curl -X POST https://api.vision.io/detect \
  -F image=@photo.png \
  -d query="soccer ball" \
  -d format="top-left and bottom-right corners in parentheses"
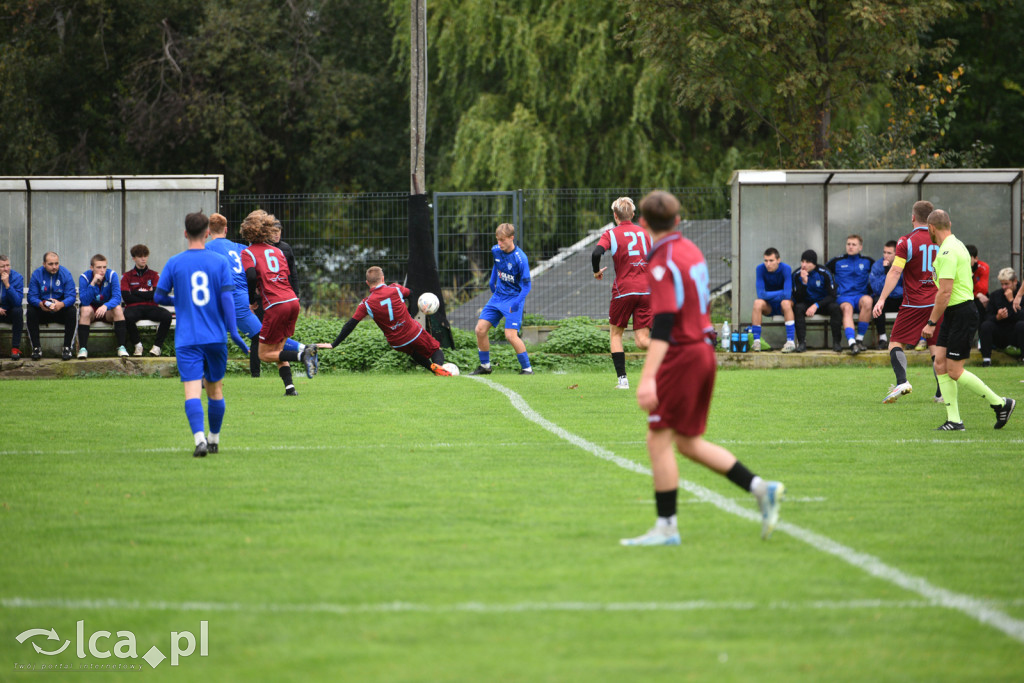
top-left (418, 292), bottom-right (440, 315)
top-left (442, 362), bottom-right (459, 376)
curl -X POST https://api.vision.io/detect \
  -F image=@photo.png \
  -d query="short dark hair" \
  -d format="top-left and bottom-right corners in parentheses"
top-left (130, 244), bottom-right (150, 258)
top-left (966, 244), bottom-right (978, 258)
top-left (0, 254), bottom-right (8, 263)
top-left (185, 211), bottom-right (209, 238)
top-left (764, 248), bottom-right (780, 259)
top-left (639, 190), bottom-right (680, 233)
top-left (884, 240), bottom-right (897, 249)
top-left (913, 200), bottom-right (934, 224)
top-left (90, 254), bottom-right (107, 266)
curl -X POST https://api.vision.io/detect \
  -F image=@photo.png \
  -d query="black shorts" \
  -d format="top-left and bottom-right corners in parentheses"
top-left (936, 301), bottom-right (978, 361)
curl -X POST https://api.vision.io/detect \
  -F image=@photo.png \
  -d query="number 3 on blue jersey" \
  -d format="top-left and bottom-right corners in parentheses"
top-left (689, 262), bottom-right (710, 314)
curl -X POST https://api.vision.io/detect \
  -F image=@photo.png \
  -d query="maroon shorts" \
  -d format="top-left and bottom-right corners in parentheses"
top-left (259, 299), bottom-right (299, 345)
top-left (890, 305), bottom-right (941, 347)
top-left (648, 341), bottom-right (716, 437)
top-left (396, 329), bottom-right (440, 359)
top-left (609, 294), bottom-right (652, 330)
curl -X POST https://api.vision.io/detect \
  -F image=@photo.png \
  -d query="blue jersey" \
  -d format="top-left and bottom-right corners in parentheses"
top-left (755, 262), bottom-right (792, 303)
top-left (489, 245), bottom-right (531, 302)
top-left (158, 249), bottom-right (235, 347)
top-left (827, 253), bottom-right (874, 300)
top-left (205, 237), bottom-right (250, 313)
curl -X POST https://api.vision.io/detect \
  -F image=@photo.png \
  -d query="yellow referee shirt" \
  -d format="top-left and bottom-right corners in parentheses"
top-left (931, 234), bottom-right (974, 307)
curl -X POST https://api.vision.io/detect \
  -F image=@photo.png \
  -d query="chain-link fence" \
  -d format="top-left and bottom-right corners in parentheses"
top-left (220, 187), bottom-right (730, 328)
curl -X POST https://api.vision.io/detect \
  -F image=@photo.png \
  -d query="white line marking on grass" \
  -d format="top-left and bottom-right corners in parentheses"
top-left (5, 596), bottom-right (1024, 616)
top-left (469, 376), bottom-right (1024, 645)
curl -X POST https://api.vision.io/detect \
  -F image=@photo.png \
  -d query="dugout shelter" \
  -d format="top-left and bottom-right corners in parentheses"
top-left (730, 169), bottom-right (1024, 348)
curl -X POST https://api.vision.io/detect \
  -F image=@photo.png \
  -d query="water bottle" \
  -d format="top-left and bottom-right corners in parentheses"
top-left (720, 320), bottom-right (731, 350)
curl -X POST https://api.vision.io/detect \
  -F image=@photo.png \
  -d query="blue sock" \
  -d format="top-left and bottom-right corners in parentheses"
top-left (208, 398), bottom-right (226, 435)
top-left (517, 351), bottom-right (531, 370)
top-left (752, 325), bottom-right (762, 341)
top-left (785, 321), bottom-right (795, 341)
top-left (479, 350), bottom-right (490, 366)
top-left (283, 338), bottom-right (300, 353)
top-left (184, 398), bottom-right (205, 436)
top-left (857, 321), bottom-right (869, 338)
top-left (845, 327), bottom-right (855, 343)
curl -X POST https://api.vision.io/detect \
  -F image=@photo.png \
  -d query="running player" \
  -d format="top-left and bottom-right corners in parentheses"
top-left (239, 209), bottom-right (317, 395)
top-left (315, 266), bottom-right (451, 375)
top-left (621, 190), bottom-right (784, 546)
top-left (873, 200), bottom-right (943, 404)
top-left (155, 211), bottom-right (248, 457)
top-left (205, 212), bottom-right (306, 378)
top-left (922, 209), bottom-right (1014, 431)
top-left (592, 196), bottom-right (652, 388)
top-left (469, 223), bottom-right (533, 375)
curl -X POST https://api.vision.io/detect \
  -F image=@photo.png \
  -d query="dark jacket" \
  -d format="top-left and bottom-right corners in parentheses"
top-left (792, 266), bottom-right (836, 308)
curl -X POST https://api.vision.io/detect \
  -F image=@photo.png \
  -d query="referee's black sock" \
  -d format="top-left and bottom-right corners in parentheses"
top-left (278, 364), bottom-right (293, 388)
top-left (611, 351), bottom-right (626, 378)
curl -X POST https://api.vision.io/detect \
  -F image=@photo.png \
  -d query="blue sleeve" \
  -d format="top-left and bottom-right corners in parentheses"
top-left (754, 265), bottom-right (767, 299)
top-left (512, 277), bottom-right (532, 312)
top-left (154, 260), bottom-right (174, 305)
top-left (106, 272), bottom-right (122, 308)
top-left (869, 261), bottom-right (884, 297)
top-left (6, 272), bottom-right (24, 307)
top-left (61, 268), bottom-right (77, 307)
top-left (489, 263), bottom-right (497, 294)
top-left (79, 273), bottom-right (96, 306)
top-left (27, 271), bottom-right (41, 307)
top-left (780, 263), bottom-right (792, 300)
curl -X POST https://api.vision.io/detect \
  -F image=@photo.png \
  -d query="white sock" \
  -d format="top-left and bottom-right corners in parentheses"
top-left (750, 476), bottom-right (766, 497)
top-left (482, 362), bottom-right (491, 369)
top-left (656, 515), bottom-right (677, 529)
top-left (298, 343), bottom-right (306, 354)
top-left (208, 432), bottom-right (219, 445)
top-left (193, 432), bottom-right (206, 446)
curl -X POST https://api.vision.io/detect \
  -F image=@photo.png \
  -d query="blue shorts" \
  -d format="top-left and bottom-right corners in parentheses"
top-left (765, 301), bottom-right (784, 317)
top-left (177, 343), bottom-right (228, 383)
top-left (237, 309), bottom-right (262, 339)
top-left (480, 298), bottom-right (524, 330)
top-left (838, 294), bottom-right (870, 308)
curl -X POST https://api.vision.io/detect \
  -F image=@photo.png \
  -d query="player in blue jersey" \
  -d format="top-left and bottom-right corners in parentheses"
top-left (469, 223), bottom-right (533, 375)
top-left (155, 211), bottom-right (249, 458)
top-left (205, 213), bottom-right (305, 378)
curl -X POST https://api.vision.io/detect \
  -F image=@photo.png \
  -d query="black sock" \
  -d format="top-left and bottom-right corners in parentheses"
top-left (430, 349), bottom-right (446, 365)
top-left (113, 320), bottom-right (127, 347)
top-left (612, 351), bottom-right (626, 377)
top-left (280, 349), bottom-right (300, 363)
top-left (279, 364), bottom-right (293, 387)
top-left (655, 489), bottom-right (677, 519)
top-left (412, 354), bottom-right (432, 370)
top-left (726, 461), bottom-right (755, 492)
top-left (890, 347), bottom-right (908, 385)
top-left (78, 324), bottom-right (90, 349)
top-left (250, 338), bottom-right (261, 377)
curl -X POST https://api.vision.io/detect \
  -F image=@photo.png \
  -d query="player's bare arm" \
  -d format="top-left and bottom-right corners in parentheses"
top-left (872, 261), bottom-right (904, 318)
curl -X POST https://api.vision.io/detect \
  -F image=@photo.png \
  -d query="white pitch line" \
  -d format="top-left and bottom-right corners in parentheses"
top-left (5, 596), bottom-right (1024, 616)
top-left (468, 376), bottom-right (1024, 645)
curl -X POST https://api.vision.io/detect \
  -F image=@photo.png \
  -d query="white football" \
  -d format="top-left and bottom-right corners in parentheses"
top-left (442, 362), bottom-right (459, 376)
top-left (418, 291), bottom-right (440, 315)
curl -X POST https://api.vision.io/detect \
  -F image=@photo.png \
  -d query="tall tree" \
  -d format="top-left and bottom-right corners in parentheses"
top-left (625, 0), bottom-right (961, 167)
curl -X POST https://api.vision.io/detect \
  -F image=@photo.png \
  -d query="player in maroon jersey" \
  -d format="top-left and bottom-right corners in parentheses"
top-left (621, 190), bottom-right (784, 547)
top-left (315, 266), bottom-right (451, 376)
top-left (592, 196), bottom-right (652, 389)
top-left (121, 244), bottom-right (174, 356)
top-left (872, 200), bottom-right (943, 404)
top-left (240, 210), bottom-right (317, 396)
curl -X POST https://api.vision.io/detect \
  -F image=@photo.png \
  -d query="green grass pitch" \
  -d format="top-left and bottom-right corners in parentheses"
top-left (1, 365), bottom-right (1023, 681)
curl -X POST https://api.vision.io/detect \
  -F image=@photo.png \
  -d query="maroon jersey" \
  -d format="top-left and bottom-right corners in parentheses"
top-left (597, 220), bottom-right (652, 298)
top-left (120, 267), bottom-right (160, 308)
top-left (241, 243), bottom-right (298, 310)
top-left (893, 226), bottom-right (938, 308)
top-left (353, 283), bottom-right (424, 348)
top-left (647, 232), bottom-right (713, 346)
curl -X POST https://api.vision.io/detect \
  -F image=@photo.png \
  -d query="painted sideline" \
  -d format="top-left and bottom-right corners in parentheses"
top-left (469, 375), bottom-right (1024, 645)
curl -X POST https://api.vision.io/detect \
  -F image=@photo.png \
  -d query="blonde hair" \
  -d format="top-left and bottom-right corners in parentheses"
top-left (239, 209), bottom-right (277, 244)
top-left (998, 267), bottom-right (1016, 282)
top-left (209, 213), bottom-right (228, 235)
top-left (495, 223), bottom-right (515, 239)
top-left (611, 197), bottom-right (635, 221)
